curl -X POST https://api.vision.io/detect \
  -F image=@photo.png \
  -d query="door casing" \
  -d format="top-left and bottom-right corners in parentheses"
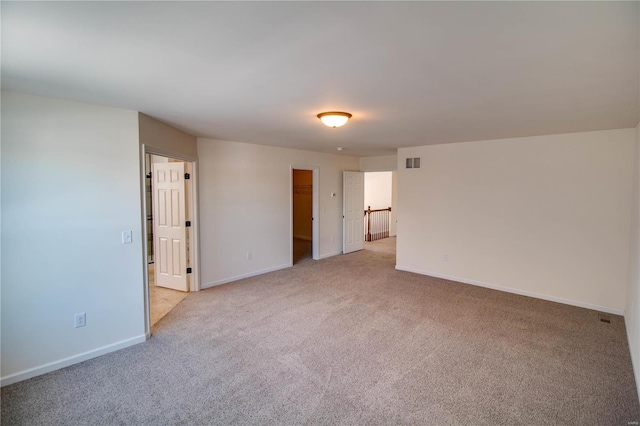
top-left (140, 144), bottom-right (200, 338)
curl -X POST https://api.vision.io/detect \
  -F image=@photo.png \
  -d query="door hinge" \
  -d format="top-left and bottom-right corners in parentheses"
top-left (186, 221), bottom-right (191, 227)
top-left (186, 267), bottom-right (192, 274)
top-left (184, 173), bottom-right (190, 180)
top-left (146, 172), bottom-right (152, 179)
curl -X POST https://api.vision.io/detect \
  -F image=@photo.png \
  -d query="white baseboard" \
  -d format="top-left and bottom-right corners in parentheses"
top-left (318, 251), bottom-right (342, 260)
top-left (293, 235), bottom-right (312, 241)
top-left (201, 263), bottom-right (292, 289)
top-left (394, 265), bottom-right (624, 316)
top-left (1, 334), bottom-right (147, 387)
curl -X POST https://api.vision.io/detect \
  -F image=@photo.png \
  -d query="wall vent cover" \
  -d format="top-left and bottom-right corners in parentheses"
top-left (598, 313), bottom-right (611, 324)
top-left (406, 158), bottom-right (421, 169)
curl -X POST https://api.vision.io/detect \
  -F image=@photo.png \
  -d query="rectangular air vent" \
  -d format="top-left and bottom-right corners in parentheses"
top-left (406, 157), bottom-right (421, 169)
top-left (598, 313), bottom-right (611, 324)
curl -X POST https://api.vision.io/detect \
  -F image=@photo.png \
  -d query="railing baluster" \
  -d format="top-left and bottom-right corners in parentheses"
top-left (363, 206), bottom-right (392, 242)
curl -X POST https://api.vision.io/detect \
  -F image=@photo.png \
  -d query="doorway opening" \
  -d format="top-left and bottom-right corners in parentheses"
top-left (292, 169), bottom-right (313, 264)
top-left (363, 171), bottom-right (397, 257)
top-left (291, 166), bottom-right (319, 264)
top-left (142, 148), bottom-right (200, 335)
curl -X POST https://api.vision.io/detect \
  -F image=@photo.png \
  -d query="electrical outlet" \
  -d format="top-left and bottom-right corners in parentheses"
top-left (74, 313), bottom-right (86, 328)
top-left (443, 253), bottom-right (449, 262)
top-left (246, 251), bottom-right (252, 260)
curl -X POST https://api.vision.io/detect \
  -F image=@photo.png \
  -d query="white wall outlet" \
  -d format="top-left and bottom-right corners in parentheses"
top-left (121, 230), bottom-right (132, 244)
top-left (246, 251), bottom-right (252, 260)
top-left (331, 235), bottom-right (335, 242)
top-left (74, 313), bottom-right (86, 328)
top-left (443, 253), bottom-right (449, 262)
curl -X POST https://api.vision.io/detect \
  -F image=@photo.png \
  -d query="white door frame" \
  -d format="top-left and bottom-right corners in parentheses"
top-left (290, 165), bottom-right (319, 263)
top-left (140, 144), bottom-right (201, 338)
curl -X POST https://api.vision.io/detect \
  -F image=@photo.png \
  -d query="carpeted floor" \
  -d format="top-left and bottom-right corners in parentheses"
top-left (2, 237), bottom-right (639, 425)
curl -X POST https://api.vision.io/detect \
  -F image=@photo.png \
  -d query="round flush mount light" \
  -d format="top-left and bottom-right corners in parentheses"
top-left (317, 111), bottom-right (352, 128)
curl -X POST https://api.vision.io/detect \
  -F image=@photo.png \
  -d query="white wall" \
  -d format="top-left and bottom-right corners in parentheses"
top-left (397, 129), bottom-right (635, 314)
top-left (360, 155), bottom-right (397, 172)
top-left (364, 172), bottom-right (392, 210)
top-left (139, 113), bottom-right (197, 158)
top-left (197, 138), bottom-right (359, 287)
top-left (624, 10), bottom-right (640, 398)
top-left (391, 171), bottom-right (398, 237)
top-left (627, 123), bottom-right (640, 394)
top-left (1, 92), bottom-right (145, 385)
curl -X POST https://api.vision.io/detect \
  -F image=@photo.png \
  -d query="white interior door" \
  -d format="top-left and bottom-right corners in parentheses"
top-left (343, 171), bottom-right (365, 254)
top-left (152, 162), bottom-right (189, 292)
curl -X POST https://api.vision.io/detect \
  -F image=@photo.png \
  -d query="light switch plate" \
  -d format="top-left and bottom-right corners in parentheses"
top-left (122, 230), bottom-right (132, 244)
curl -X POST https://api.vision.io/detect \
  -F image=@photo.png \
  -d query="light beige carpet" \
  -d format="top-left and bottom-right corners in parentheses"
top-left (2, 237), bottom-right (639, 425)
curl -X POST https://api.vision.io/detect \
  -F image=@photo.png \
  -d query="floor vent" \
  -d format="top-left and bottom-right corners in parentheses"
top-left (598, 313), bottom-right (611, 324)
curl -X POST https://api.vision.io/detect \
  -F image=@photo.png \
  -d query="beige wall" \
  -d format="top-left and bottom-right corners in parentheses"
top-left (627, 122), bottom-right (640, 394)
top-left (624, 11), bottom-right (640, 398)
top-left (138, 113), bottom-right (197, 158)
top-left (397, 128), bottom-right (635, 314)
top-left (1, 91), bottom-right (145, 385)
top-left (197, 138), bottom-right (359, 287)
top-left (364, 172), bottom-right (392, 210)
top-left (293, 169), bottom-right (313, 240)
top-left (391, 171), bottom-right (398, 237)
top-left (360, 155), bottom-right (397, 172)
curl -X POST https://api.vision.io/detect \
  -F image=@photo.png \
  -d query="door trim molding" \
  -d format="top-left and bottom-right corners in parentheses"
top-left (140, 144), bottom-right (201, 338)
top-left (290, 166), bottom-right (319, 262)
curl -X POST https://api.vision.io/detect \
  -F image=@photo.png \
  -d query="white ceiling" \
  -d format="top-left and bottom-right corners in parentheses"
top-left (2, 1), bottom-right (638, 157)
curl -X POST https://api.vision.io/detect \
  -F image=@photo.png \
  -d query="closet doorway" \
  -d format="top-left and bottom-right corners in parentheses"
top-left (291, 166), bottom-right (319, 264)
top-left (292, 169), bottom-right (313, 263)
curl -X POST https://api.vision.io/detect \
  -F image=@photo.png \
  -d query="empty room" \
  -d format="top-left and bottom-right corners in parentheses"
top-left (2, 1), bottom-right (640, 424)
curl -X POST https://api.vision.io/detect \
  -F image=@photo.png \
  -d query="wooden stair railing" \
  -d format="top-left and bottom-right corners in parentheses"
top-left (364, 206), bottom-right (392, 242)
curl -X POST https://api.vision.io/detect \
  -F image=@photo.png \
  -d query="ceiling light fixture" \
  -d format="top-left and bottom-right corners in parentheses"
top-left (317, 111), bottom-right (352, 128)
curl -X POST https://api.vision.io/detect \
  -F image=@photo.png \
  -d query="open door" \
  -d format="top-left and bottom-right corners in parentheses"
top-left (343, 171), bottom-right (365, 254)
top-left (152, 162), bottom-right (189, 292)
